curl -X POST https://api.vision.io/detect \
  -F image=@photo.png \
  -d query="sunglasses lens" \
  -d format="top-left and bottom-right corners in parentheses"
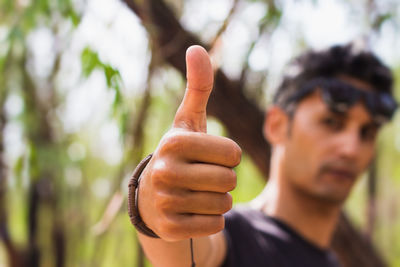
top-left (323, 86), bottom-right (359, 112)
top-left (365, 93), bottom-right (397, 123)
top-left (377, 94), bottom-right (397, 117)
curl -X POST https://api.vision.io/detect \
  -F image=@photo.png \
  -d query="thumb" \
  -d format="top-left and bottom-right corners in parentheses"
top-left (173, 45), bottom-right (214, 133)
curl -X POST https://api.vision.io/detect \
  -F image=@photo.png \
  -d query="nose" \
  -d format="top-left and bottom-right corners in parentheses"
top-left (336, 129), bottom-right (362, 161)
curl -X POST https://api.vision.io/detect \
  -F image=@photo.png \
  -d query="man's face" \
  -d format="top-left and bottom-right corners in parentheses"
top-left (281, 87), bottom-right (379, 204)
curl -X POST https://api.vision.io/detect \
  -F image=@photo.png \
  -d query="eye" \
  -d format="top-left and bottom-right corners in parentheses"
top-left (360, 124), bottom-right (378, 142)
top-left (321, 116), bottom-right (344, 131)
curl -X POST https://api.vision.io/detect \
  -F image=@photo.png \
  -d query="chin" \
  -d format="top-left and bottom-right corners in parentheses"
top-left (293, 183), bottom-right (349, 205)
top-left (313, 187), bottom-right (351, 205)
top-left (312, 175), bottom-right (356, 204)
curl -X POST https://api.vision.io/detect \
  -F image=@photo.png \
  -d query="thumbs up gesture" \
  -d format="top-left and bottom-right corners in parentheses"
top-left (138, 46), bottom-right (242, 242)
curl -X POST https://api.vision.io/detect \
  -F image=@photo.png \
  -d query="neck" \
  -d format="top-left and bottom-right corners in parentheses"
top-left (256, 148), bottom-right (341, 249)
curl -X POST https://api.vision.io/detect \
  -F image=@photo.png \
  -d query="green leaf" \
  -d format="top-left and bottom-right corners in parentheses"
top-left (81, 47), bottom-right (102, 77)
top-left (69, 10), bottom-right (81, 27)
top-left (104, 64), bottom-right (119, 88)
top-left (373, 13), bottom-right (394, 31)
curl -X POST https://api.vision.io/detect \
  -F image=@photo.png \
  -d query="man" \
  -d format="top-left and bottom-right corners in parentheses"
top-left (128, 44), bottom-right (396, 267)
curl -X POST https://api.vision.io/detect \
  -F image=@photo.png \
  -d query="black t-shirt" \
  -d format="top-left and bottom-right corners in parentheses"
top-left (222, 207), bottom-right (341, 267)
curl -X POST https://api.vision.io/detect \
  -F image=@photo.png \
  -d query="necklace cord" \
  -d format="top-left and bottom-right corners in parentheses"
top-left (190, 238), bottom-right (195, 267)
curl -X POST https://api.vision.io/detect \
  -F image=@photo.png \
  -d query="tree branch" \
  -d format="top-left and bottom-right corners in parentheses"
top-left (122, 0), bottom-right (271, 176)
top-left (209, 0), bottom-right (239, 50)
top-left (124, 0), bottom-right (387, 266)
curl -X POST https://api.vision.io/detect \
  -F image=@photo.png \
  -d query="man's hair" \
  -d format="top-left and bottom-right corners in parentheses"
top-left (273, 44), bottom-right (394, 109)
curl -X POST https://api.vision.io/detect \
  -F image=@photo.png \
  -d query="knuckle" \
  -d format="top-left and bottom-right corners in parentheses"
top-left (151, 162), bottom-right (174, 185)
top-left (159, 132), bottom-right (185, 155)
top-left (230, 142), bottom-right (242, 166)
top-left (221, 193), bottom-right (233, 213)
top-left (223, 138), bottom-right (242, 167)
top-left (154, 192), bottom-right (174, 212)
top-left (175, 116), bottom-right (199, 131)
top-left (223, 169), bottom-right (237, 191)
top-left (151, 165), bottom-right (166, 181)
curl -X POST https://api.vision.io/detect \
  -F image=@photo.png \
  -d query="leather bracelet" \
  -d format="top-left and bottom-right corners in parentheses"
top-left (128, 153), bottom-right (160, 238)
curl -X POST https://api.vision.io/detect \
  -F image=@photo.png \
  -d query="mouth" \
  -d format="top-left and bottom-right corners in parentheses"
top-left (324, 168), bottom-right (357, 182)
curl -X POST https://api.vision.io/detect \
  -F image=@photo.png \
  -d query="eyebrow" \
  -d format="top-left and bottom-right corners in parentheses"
top-left (326, 108), bottom-right (348, 118)
top-left (327, 109), bottom-right (380, 129)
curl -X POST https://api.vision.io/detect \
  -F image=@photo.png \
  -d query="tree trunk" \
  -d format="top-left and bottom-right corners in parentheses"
top-left (124, 0), bottom-right (387, 266)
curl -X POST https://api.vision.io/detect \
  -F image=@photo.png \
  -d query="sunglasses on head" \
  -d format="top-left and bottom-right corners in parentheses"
top-left (284, 77), bottom-right (398, 125)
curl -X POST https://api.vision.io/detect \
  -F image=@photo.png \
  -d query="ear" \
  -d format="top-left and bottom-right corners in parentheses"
top-left (263, 106), bottom-right (290, 145)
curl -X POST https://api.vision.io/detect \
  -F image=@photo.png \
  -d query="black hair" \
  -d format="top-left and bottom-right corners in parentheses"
top-left (273, 44), bottom-right (394, 110)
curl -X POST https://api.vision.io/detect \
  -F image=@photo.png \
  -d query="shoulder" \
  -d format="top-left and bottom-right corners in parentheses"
top-left (221, 206), bottom-right (285, 267)
top-left (224, 205), bottom-right (291, 241)
top-left (221, 206), bottom-right (341, 267)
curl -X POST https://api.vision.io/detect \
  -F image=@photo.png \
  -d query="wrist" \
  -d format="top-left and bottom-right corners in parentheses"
top-left (128, 153), bottom-right (160, 238)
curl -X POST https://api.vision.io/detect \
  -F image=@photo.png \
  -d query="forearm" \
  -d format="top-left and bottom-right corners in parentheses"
top-left (138, 231), bottom-right (227, 267)
top-left (132, 46), bottom-right (237, 267)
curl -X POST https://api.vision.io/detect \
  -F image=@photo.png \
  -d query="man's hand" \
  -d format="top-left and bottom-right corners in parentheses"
top-left (138, 45), bottom-right (242, 242)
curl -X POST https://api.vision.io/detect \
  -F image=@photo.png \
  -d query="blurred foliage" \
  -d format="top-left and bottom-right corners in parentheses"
top-left (80, 47), bottom-right (124, 123)
top-left (0, 0), bottom-right (400, 266)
